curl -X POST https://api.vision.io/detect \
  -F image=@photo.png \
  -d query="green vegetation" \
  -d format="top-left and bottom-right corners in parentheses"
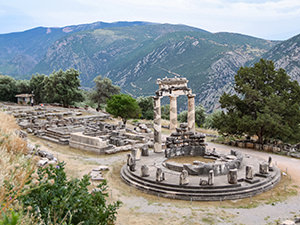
top-left (0, 69), bottom-right (85, 107)
top-left (29, 73), bottom-right (46, 104)
top-left (44, 69), bottom-right (84, 107)
top-left (90, 75), bottom-right (120, 109)
top-left (0, 112), bottom-right (121, 224)
top-left (137, 96), bottom-right (154, 120)
top-left (0, 75), bottom-right (18, 102)
top-left (161, 104), bottom-right (170, 120)
top-left (178, 105), bottom-right (206, 127)
top-left (212, 59), bottom-right (300, 144)
top-left (21, 162), bottom-right (121, 225)
top-left (178, 110), bottom-right (188, 123)
top-left (106, 94), bottom-right (141, 125)
top-left (203, 110), bottom-right (222, 129)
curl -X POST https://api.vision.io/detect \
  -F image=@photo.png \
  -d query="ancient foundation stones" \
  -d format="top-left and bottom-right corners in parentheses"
top-left (4, 104), bottom-right (153, 155)
top-left (156, 168), bottom-right (165, 182)
top-left (179, 170), bottom-right (189, 185)
top-left (141, 165), bottom-right (150, 177)
top-left (259, 162), bottom-right (269, 174)
top-left (228, 168), bottom-right (238, 184)
top-left (208, 170), bottom-right (214, 185)
top-left (121, 148), bottom-right (281, 201)
top-left (141, 145), bottom-right (149, 156)
top-left (246, 165), bottom-right (254, 180)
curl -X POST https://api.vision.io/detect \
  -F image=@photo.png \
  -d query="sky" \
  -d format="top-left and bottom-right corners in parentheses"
top-left (1, 0), bottom-right (300, 40)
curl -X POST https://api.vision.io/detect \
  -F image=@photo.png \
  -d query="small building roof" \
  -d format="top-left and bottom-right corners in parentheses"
top-left (15, 94), bottom-right (34, 98)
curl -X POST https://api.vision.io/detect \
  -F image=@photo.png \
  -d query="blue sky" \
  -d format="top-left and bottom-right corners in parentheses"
top-left (1, 0), bottom-right (300, 40)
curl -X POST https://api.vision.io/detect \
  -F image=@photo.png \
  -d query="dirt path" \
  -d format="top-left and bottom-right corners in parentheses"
top-left (29, 136), bottom-right (300, 225)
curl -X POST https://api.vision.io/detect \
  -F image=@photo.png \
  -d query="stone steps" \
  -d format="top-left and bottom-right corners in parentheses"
top-left (120, 165), bottom-right (281, 201)
top-left (39, 134), bottom-right (69, 145)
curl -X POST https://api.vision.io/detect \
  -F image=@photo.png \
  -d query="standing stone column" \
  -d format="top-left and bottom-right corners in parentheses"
top-left (228, 168), bottom-right (238, 184)
top-left (259, 162), bottom-right (269, 174)
top-left (208, 170), bottom-right (214, 185)
top-left (153, 96), bottom-right (162, 153)
top-left (169, 95), bottom-right (177, 132)
top-left (245, 165), bottom-right (253, 180)
top-left (187, 94), bottom-right (195, 132)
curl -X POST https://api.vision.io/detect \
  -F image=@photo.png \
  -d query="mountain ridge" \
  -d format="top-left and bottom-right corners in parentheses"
top-left (2, 21), bottom-right (300, 112)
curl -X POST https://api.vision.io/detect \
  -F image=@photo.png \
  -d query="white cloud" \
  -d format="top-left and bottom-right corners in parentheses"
top-left (0, 0), bottom-right (299, 39)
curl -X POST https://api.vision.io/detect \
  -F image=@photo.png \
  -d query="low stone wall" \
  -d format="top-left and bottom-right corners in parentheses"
top-left (69, 132), bottom-right (112, 154)
top-left (212, 139), bottom-right (300, 159)
top-left (164, 149), bottom-right (243, 176)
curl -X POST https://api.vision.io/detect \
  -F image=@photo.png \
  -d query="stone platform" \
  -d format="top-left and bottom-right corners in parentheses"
top-left (121, 149), bottom-right (281, 201)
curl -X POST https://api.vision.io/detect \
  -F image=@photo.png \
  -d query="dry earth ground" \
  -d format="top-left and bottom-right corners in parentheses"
top-left (28, 135), bottom-right (300, 225)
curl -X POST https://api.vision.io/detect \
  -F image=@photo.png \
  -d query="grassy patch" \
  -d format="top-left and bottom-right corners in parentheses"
top-left (202, 216), bottom-right (215, 224)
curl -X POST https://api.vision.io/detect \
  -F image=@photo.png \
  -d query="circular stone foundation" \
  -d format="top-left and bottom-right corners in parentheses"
top-left (121, 148), bottom-right (281, 201)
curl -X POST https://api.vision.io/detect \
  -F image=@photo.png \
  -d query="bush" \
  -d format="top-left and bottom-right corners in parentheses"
top-left (20, 162), bottom-right (121, 225)
top-left (0, 211), bottom-right (19, 225)
top-left (178, 111), bottom-right (187, 123)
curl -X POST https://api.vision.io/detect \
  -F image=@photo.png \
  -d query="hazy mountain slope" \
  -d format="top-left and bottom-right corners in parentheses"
top-left (0, 22), bottom-right (280, 111)
top-left (32, 24), bottom-right (277, 111)
top-left (263, 34), bottom-right (300, 83)
top-left (0, 21), bottom-right (150, 77)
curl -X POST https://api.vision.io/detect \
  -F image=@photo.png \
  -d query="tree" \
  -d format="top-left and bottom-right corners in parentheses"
top-left (161, 104), bottom-right (170, 120)
top-left (0, 75), bottom-right (17, 102)
top-left (203, 110), bottom-right (222, 129)
top-left (177, 105), bottom-right (206, 127)
top-left (178, 110), bottom-right (188, 123)
top-left (44, 69), bottom-right (84, 107)
top-left (195, 105), bottom-right (206, 127)
top-left (213, 59), bottom-right (300, 144)
top-left (137, 96), bottom-right (154, 120)
top-left (16, 79), bottom-right (31, 94)
top-left (30, 74), bottom-right (46, 104)
top-left (90, 75), bottom-right (120, 109)
top-left (106, 94), bottom-right (141, 125)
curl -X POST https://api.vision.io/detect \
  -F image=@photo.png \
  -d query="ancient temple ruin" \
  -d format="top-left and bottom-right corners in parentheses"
top-left (153, 77), bottom-right (195, 152)
top-left (121, 76), bottom-right (281, 201)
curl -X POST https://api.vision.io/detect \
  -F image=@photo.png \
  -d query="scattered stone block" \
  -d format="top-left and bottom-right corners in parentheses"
top-left (156, 168), bottom-right (165, 182)
top-left (246, 165), bottom-right (253, 180)
top-left (141, 165), bottom-right (150, 177)
top-left (179, 170), bottom-right (189, 185)
top-left (37, 158), bottom-right (49, 167)
top-left (141, 145), bottom-right (149, 156)
top-left (259, 162), bottom-right (269, 174)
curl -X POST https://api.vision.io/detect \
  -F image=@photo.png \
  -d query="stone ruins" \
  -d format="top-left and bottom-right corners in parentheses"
top-left (121, 77), bottom-right (281, 201)
top-left (1, 104), bottom-right (153, 155)
top-left (153, 77), bottom-right (195, 153)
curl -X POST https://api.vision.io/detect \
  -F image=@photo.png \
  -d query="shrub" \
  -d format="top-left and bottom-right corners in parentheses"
top-left (20, 162), bottom-right (121, 225)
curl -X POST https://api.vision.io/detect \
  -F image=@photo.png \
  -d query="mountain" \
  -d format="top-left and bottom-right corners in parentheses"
top-left (0, 22), bottom-right (280, 112)
top-left (263, 33), bottom-right (300, 83)
top-left (0, 21), bottom-right (150, 77)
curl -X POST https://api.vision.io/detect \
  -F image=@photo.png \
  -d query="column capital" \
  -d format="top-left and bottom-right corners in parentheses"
top-left (187, 94), bottom-right (196, 98)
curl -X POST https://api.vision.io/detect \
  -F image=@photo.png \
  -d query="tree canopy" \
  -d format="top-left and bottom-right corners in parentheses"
top-left (90, 75), bottom-right (120, 108)
top-left (137, 96), bottom-right (154, 120)
top-left (213, 59), bottom-right (300, 144)
top-left (44, 69), bottom-right (84, 107)
top-left (30, 73), bottom-right (46, 104)
top-left (178, 105), bottom-right (206, 127)
top-left (0, 75), bottom-right (17, 102)
top-left (106, 94), bottom-right (141, 124)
